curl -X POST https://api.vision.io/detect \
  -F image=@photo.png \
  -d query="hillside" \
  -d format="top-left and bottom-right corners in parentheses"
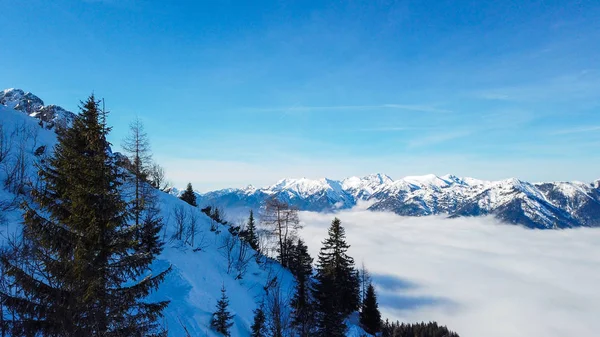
top-left (0, 94), bottom-right (308, 336)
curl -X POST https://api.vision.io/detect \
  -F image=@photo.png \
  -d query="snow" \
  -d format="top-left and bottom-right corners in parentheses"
top-left (0, 98), bottom-right (371, 337)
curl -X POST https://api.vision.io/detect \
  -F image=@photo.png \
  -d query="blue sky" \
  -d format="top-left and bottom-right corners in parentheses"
top-left (1, 0), bottom-right (600, 191)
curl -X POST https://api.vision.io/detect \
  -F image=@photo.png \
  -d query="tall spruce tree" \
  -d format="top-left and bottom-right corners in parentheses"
top-left (290, 239), bottom-right (315, 337)
top-left (179, 182), bottom-right (197, 206)
top-left (313, 218), bottom-right (360, 337)
top-left (241, 209), bottom-right (259, 251)
top-left (0, 95), bottom-right (170, 336)
top-left (211, 285), bottom-right (234, 336)
top-left (359, 283), bottom-right (381, 335)
top-left (250, 302), bottom-right (268, 337)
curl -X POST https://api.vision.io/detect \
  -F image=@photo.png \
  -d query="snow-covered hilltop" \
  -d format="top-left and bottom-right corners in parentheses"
top-left (0, 88), bottom-right (75, 130)
top-left (197, 174), bottom-right (600, 229)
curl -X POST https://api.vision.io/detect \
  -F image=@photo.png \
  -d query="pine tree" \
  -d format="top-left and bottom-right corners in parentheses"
top-left (313, 218), bottom-right (360, 337)
top-left (179, 182), bottom-right (197, 206)
top-left (241, 209), bottom-right (259, 251)
top-left (360, 283), bottom-right (381, 335)
top-left (211, 285), bottom-right (234, 336)
top-left (290, 239), bottom-right (315, 337)
top-left (250, 302), bottom-right (268, 337)
top-left (0, 95), bottom-right (170, 336)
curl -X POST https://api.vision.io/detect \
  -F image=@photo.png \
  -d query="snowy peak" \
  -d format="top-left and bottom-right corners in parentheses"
top-left (198, 173), bottom-right (600, 229)
top-left (0, 88), bottom-right (75, 130)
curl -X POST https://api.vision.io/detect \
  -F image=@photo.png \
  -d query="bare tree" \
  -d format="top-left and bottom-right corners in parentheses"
top-left (220, 235), bottom-right (236, 274)
top-left (260, 198), bottom-right (301, 267)
top-left (0, 123), bottom-right (14, 164)
top-left (172, 205), bottom-right (188, 241)
top-left (148, 162), bottom-right (171, 192)
top-left (265, 280), bottom-right (293, 337)
top-left (359, 261), bottom-right (372, 308)
top-left (186, 210), bottom-right (199, 247)
top-left (122, 118), bottom-right (153, 228)
top-left (234, 241), bottom-right (253, 280)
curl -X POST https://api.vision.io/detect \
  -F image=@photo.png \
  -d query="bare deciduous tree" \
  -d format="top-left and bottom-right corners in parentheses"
top-left (260, 198), bottom-right (301, 267)
top-left (186, 210), bottom-right (199, 247)
top-left (172, 205), bottom-right (188, 241)
top-left (265, 280), bottom-right (293, 337)
top-left (220, 235), bottom-right (236, 274)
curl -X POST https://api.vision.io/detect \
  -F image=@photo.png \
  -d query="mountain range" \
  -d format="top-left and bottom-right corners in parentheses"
top-left (195, 173), bottom-right (600, 229)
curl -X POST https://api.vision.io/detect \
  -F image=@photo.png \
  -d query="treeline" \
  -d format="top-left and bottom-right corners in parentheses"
top-left (381, 321), bottom-right (460, 337)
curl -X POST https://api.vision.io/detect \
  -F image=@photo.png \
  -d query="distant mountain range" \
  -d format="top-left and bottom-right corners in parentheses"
top-left (193, 173), bottom-right (600, 229)
top-left (3, 88), bottom-right (598, 230)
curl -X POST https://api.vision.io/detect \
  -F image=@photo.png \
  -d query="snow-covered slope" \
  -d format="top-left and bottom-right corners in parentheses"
top-left (0, 95), bottom-right (375, 336)
top-left (198, 174), bottom-right (600, 229)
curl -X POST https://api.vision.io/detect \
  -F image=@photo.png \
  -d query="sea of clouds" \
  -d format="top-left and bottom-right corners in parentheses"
top-left (298, 208), bottom-right (600, 337)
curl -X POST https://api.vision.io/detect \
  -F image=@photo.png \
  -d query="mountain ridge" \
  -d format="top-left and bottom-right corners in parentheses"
top-left (193, 174), bottom-right (600, 229)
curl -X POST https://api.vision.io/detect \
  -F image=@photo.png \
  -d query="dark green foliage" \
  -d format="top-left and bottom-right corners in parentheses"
top-left (278, 237), bottom-right (296, 269)
top-left (290, 239), bottom-right (315, 337)
top-left (313, 218), bottom-right (360, 337)
top-left (201, 205), bottom-right (228, 225)
top-left (0, 95), bottom-right (170, 336)
top-left (250, 302), bottom-right (268, 337)
top-left (381, 321), bottom-right (460, 337)
top-left (360, 283), bottom-right (381, 335)
top-left (179, 182), bottom-right (197, 206)
top-left (228, 224), bottom-right (241, 236)
top-left (240, 210), bottom-right (259, 251)
top-left (211, 285), bottom-right (234, 336)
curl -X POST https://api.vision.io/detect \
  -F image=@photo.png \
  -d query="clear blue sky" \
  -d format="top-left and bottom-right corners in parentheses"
top-left (1, 0), bottom-right (599, 191)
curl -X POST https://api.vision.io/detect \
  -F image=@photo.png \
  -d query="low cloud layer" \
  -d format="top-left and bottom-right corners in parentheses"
top-left (298, 210), bottom-right (600, 337)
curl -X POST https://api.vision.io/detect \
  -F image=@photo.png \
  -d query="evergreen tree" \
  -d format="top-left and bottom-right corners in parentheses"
top-left (179, 182), bottom-right (197, 206)
top-left (313, 218), bottom-right (360, 337)
top-left (241, 209), bottom-right (259, 251)
top-left (0, 95), bottom-right (170, 336)
top-left (278, 237), bottom-right (297, 269)
top-left (360, 283), bottom-right (381, 335)
top-left (211, 285), bottom-right (234, 336)
top-left (250, 302), bottom-right (268, 337)
top-left (290, 239), bottom-right (315, 337)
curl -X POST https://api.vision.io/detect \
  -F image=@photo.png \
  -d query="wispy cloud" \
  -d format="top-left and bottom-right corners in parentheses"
top-left (551, 126), bottom-right (600, 135)
top-left (247, 104), bottom-right (452, 114)
top-left (407, 131), bottom-right (472, 148)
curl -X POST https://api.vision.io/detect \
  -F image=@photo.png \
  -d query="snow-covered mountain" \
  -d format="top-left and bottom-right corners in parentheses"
top-left (0, 88), bottom-right (75, 130)
top-left (0, 89), bottom-right (375, 336)
top-left (197, 174), bottom-right (600, 229)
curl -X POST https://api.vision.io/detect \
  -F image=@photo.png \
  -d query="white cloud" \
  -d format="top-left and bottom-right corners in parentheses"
top-left (298, 210), bottom-right (600, 337)
top-left (246, 104), bottom-right (451, 114)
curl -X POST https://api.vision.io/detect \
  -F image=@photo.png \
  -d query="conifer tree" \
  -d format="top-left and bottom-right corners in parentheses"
top-left (290, 239), bottom-right (315, 337)
top-left (313, 218), bottom-right (360, 337)
top-left (360, 283), bottom-right (381, 335)
top-left (179, 182), bottom-right (197, 206)
top-left (122, 117), bottom-right (152, 228)
top-left (250, 302), bottom-right (268, 337)
top-left (211, 285), bottom-right (234, 336)
top-left (241, 209), bottom-right (259, 251)
top-left (0, 95), bottom-right (170, 336)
